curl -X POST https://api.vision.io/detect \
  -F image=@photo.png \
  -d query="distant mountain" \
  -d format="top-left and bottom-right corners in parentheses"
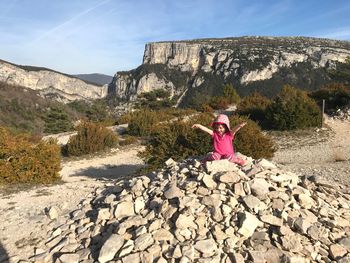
top-left (74, 73), bottom-right (113, 86)
top-left (0, 59), bottom-right (108, 103)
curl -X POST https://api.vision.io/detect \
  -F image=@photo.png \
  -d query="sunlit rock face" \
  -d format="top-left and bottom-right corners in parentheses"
top-left (110, 36), bottom-right (350, 105)
top-left (0, 60), bottom-right (108, 103)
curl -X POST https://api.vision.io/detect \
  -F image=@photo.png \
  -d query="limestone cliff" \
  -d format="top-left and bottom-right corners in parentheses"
top-left (0, 60), bottom-right (108, 103)
top-left (109, 36), bottom-right (350, 107)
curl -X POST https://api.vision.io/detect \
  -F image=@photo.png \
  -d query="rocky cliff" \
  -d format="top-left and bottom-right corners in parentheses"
top-left (0, 60), bottom-right (108, 103)
top-left (109, 36), bottom-right (350, 108)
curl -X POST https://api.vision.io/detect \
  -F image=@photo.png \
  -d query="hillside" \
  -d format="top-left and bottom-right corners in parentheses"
top-left (0, 59), bottom-right (108, 103)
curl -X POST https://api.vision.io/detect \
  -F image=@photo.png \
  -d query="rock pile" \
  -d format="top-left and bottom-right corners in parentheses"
top-left (31, 156), bottom-right (350, 263)
top-left (331, 108), bottom-right (350, 121)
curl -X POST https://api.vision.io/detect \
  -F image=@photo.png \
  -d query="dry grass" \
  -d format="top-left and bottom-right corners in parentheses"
top-left (332, 149), bottom-right (347, 162)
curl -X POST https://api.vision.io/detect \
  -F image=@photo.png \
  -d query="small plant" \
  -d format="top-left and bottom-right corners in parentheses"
top-left (119, 135), bottom-right (138, 146)
top-left (0, 127), bottom-right (61, 184)
top-left (65, 121), bottom-right (118, 156)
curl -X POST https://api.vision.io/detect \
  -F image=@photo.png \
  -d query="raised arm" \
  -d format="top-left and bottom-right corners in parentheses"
top-left (192, 124), bottom-right (213, 136)
top-left (231, 122), bottom-right (247, 135)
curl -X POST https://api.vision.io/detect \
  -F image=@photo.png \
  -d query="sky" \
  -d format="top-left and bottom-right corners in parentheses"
top-left (1, 0), bottom-right (350, 76)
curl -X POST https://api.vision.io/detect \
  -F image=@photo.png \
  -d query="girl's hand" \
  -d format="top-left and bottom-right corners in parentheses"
top-left (239, 122), bottom-right (247, 128)
top-left (192, 124), bottom-right (200, 129)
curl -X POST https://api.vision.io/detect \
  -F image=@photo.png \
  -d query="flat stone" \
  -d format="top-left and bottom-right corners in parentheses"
top-left (249, 178), bottom-right (271, 197)
top-left (202, 174), bottom-right (217, 189)
top-left (243, 195), bottom-right (267, 212)
top-left (122, 253), bottom-right (141, 263)
top-left (194, 239), bottom-right (218, 257)
top-left (57, 253), bottom-right (80, 263)
top-left (114, 201), bottom-right (135, 219)
top-left (176, 214), bottom-right (197, 230)
top-left (98, 234), bottom-right (124, 263)
top-left (238, 212), bottom-right (261, 238)
top-left (256, 159), bottom-right (277, 169)
top-left (153, 228), bottom-right (174, 241)
top-left (260, 214), bottom-right (283, 226)
top-left (206, 159), bottom-right (238, 173)
top-left (217, 171), bottom-right (241, 184)
top-left (134, 233), bottom-right (154, 251)
top-left (164, 182), bottom-right (184, 199)
top-left (329, 244), bottom-right (348, 260)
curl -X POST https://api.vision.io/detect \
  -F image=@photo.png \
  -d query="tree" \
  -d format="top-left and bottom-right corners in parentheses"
top-left (43, 106), bottom-right (73, 134)
top-left (223, 83), bottom-right (241, 104)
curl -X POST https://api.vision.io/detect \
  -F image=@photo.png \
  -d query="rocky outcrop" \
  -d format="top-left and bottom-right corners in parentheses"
top-left (29, 155), bottom-right (350, 263)
top-left (0, 60), bottom-right (108, 103)
top-left (109, 36), bottom-right (350, 106)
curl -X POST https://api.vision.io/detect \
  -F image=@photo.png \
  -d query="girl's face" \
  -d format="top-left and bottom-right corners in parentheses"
top-left (214, 124), bottom-right (227, 135)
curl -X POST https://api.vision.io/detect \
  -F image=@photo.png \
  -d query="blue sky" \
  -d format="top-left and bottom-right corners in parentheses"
top-left (1, 0), bottom-right (350, 76)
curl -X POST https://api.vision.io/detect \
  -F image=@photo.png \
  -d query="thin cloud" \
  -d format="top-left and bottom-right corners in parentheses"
top-left (31, 0), bottom-right (111, 43)
top-left (317, 27), bottom-right (350, 40)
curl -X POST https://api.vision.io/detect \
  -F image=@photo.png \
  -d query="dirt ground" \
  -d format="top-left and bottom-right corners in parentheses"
top-left (0, 116), bottom-right (349, 262)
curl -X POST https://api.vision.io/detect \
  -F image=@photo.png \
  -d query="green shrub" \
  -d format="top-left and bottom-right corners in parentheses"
top-left (65, 121), bottom-right (118, 156)
top-left (139, 113), bottom-right (275, 170)
top-left (209, 96), bottom-right (230, 110)
top-left (43, 106), bottom-right (73, 134)
top-left (265, 85), bottom-right (322, 130)
top-left (139, 113), bottom-right (213, 170)
top-left (0, 127), bottom-right (61, 184)
top-left (124, 108), bottom-right (196, 137)
top-left (229, 115), bottom-right (275, 159)
top-left (236, 92), bottom-right (271, 124)
top-left (310, 83), bottom-right (350, 113)
top-left (127, 110), bottom-right (162, 137)
top-left (223, 83), bottom-right (241, 104)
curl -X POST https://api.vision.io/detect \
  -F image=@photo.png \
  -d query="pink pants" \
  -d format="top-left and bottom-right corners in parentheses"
top-left (201, 152), bottom-right (245, 166)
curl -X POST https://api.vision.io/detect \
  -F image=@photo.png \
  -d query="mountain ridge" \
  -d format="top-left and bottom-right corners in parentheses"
top-left (109, 36), bottom-right (350, 108)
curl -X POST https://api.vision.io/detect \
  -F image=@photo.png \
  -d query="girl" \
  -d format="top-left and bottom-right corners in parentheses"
top-left (192, 114), bottom-right (246, 166)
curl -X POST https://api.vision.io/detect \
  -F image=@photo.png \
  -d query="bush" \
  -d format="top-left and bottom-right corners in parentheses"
top-left (43, 105), bottom-right (73, 134)
top-left (209, 96), bottom-right (230, 110)
top-left (0, 127), bottom-right (61, 184)
top-left (310, 83), bottom-right (350, 113)
top-left (223, 83), bottom-right (241, 104)
top-left (229, 115), bottom-right (275, 159)
top-left (65, 121), bottom-right (118, 156)
top-left (265, 85), bottom-right (322, 130)
top-left (127, 110), bottom-right (163, 137)
top-left (236, 92), bottom-right (271, 124)
top-left (139, 113), bottom-right (276, 170)
top-left (139, 113), bottom-right (213, 170)
top-left (123, 108), bottom-right (196, 137)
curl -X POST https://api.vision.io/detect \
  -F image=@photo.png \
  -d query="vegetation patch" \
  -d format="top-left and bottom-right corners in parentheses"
top-left (0, 127), bottom-right (61, 184)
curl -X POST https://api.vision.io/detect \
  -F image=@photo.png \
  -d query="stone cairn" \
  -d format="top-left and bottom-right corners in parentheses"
top-left (32, 156), bottom-right (350, 263)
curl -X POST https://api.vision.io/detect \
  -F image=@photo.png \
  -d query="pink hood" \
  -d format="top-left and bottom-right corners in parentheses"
top-left (211, 114), bottom-right (231, 130)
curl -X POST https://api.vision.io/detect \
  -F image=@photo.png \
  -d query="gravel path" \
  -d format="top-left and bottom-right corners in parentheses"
top-left (272, 116), bottom-right (350, 187)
